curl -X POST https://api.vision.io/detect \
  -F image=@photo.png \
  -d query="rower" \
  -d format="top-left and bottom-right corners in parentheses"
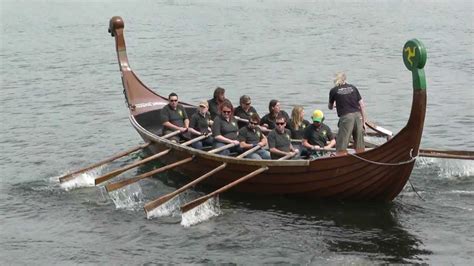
top-left (160, 92), bottom-right (189, 142)
top-left (238, 113), bottom-right (271, 160)
top-left (267, 114), bottom-right (299, 159)
top-left (211, 99), bottom-right (243, 156)
top-left (188, 100), bottom-right (214, 149)
top-left (302, 110), bottom-right (336, 158)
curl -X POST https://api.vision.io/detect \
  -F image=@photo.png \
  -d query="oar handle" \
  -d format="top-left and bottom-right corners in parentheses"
top-left (182, 134), bottom-right (208, 146)
top-left (278, 153), bottom-right (295, 160)
top-left (161, 130), bottom-right (181, 139)
top-left (234, 116), bottom-right (249, 123)
top-left (59, 142), bottom-right (151, 183)
top-left (237, 145), bottom-right (261, 158)
top-left (208, 143), bottom-right (237, 154)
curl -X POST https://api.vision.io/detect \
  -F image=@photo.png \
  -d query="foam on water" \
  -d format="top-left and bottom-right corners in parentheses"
top-left (56, 166), bottom-right (104, 191)
top-left (108, 183), bottom-right (144, 210)
top-left (146, 194), bottom-right (182, 219)
top-left (180, 197), bottom-right (222, 227)
top-left (416, 157), bottom-right (474, 178)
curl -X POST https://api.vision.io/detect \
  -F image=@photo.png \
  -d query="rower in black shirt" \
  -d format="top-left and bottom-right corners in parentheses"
top-left (234, 95), bottom-right (259, 128)
top-left (260, 99), bottom-right (290, 132)
top-left (188, 100), bottom-right (214, 149)
top-left (160, 92), bottom-right (189, 142)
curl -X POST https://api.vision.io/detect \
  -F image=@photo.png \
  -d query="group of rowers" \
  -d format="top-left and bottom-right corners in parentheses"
top-left (160, 72), bottom-right (367, 160)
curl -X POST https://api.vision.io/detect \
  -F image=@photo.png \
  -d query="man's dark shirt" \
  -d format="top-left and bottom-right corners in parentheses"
top-left (238, 126), bottom-right (264, 145)
top-left (160, 104), bottom-right (188, 134)
top-left (303, 123), bottom-right (335, 147)
top-left (190, 111), bottom-right (211, 134)
top-left (267, 128), bottom-right (291, 152)
top-left (212, 115), bottom-right (239, 140)
top-left (329, 83), bottom-right (362, 117)
top-left (234, 106), bottom-right (258, 128)
top-left (260, 110), bottom-right (290, 130)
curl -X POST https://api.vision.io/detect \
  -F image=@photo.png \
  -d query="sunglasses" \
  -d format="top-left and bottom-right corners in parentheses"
top-left (276, 122), bottom-right (286, 126)
top-left (249, 121), bottom-right (258, 125)
top-left (169, 99), bottom-right (178, 102)
top-left (222, 110), bottom-right (232, 114)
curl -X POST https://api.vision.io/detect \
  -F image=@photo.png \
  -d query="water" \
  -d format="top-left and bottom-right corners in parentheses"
top-left (1, 0), bottom-right (473, 264)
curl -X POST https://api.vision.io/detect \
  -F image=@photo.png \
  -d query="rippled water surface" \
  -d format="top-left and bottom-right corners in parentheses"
top-left (1, 0), bottom-right (473, 264)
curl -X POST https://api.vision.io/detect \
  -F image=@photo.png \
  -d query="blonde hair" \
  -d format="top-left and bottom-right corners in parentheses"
top-left (334, 72), bottom-right (347, 86)
top-left (290, 105), bottom-right (304, 130)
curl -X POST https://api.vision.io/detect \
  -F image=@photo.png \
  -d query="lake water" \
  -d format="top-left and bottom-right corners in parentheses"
top-left (1, 0), bottom-right (473, 264)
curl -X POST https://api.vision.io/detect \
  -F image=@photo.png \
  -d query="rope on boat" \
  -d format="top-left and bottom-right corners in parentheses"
top-left (348, 148), bottom-right (417, 166)
top-left (408, 179), bottom-right (425, 201)
top-left (350, 149), bottom-right (425, 201)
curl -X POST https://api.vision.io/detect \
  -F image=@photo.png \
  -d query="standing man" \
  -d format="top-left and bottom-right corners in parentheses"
top-left (160, 92), bottom-right (189, 142)
top-left (328, 72), bottom-right (367, 155)
top-left (302, 110), bottom-right (336, 158)
top-left (267, 114), bottom-right (299, 159)
top-left (238, 113), bottom-right (271, 160)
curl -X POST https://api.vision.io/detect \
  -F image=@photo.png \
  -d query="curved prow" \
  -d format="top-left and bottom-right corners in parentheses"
top-left (403, 39), bottom-right (428, 157)
top-left (109, 16), bottom-right (130, 72)
top-left (109, 16), bottom-right (168, 116)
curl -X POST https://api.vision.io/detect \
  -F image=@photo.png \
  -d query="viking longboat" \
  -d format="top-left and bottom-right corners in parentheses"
top-left (108, 16), bottom-right (427, 201)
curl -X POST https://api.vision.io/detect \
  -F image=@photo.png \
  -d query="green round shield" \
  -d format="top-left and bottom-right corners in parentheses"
top-left (403, 39), bottom-right (427, 71)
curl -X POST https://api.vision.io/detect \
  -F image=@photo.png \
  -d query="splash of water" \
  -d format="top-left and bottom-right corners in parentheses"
top-left (108, 183), bottom-right (144, 210)
top-left (180, 197), bottom-right (222, 227)
top-left (416, 157), bottom-right (474, 178)
top-left (146, 194), bottom-right (182, 219)
top-left (57, 166), bottom-right (104, 191)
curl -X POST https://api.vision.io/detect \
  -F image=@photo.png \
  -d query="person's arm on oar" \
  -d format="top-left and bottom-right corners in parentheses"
top-left (187, 127), bottom-right (202, 136)
top-left (163, 121), bottom-right (188, 133)
top-left (268, 132), bottom-right (297, 158)
top-left (212, 118), bottom-right (239, 146)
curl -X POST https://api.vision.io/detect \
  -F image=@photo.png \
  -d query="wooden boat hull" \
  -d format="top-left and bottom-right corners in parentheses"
top-left (109, 16), bottom-right (428, 202)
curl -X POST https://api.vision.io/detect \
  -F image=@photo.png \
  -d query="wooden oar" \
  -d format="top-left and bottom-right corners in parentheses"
top-left (363, 138), bottom-right (473, 160)
top-left (418, 149), bottom-right (474, 160)
top-left (93, 130), bottom-right (182, 185)
top-left (106, 157), bottom-right (195, 192)
top-left (180, 166), bottom-right (269, 213)
top-left (103, 135), bottom-right (208, 191)
top-left (161, 130), bottom-right (183, 139)
top-left (94, 149), bottom-right (171, 185)
top-left (207, 142), bottom-right (238, 154)
top-left (143, 145), bottom-right (262, 214)
top-left (365, 121), bottom-right (393, 137)
top-left (180, 152), bottom-right (293, 214)
top-left (59, 142), bottom-right (151, 183)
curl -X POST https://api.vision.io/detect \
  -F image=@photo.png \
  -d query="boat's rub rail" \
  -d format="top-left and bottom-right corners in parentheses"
top-left (129, 115), bottom-right (310, 167)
